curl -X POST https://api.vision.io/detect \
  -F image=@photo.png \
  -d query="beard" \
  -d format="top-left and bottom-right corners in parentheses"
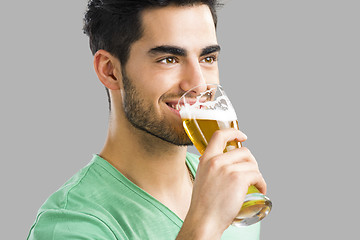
top-left (121, 69), bottom-right (192, 146)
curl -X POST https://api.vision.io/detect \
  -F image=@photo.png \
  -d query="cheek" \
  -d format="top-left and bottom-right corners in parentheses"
top-left (126, 60), bottom-right (181, 102)
top-left (204, 67), bottom-right (219, 84)
top-left (143, 72), bottom-right (178, 98)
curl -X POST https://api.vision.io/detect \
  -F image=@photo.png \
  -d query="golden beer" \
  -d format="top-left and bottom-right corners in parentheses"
top-left (182, 117), bottom-right (271, 226)
top-left (182, 118), bottom-right (240, 155)
top-left (179, 84), bottom-right (271, 227)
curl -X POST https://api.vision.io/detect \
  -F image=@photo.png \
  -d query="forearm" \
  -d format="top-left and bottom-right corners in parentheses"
top-left (176, 222), bottom-right (222, 240)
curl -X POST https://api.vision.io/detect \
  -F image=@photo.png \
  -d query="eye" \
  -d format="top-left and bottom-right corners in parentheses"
top-left (158, 57), bottom-right (178, 64)
top-left (201, 56), bottom-right (217, 64)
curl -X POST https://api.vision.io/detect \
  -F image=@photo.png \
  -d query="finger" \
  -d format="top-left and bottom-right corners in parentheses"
top-left (204, 147), bottom-right (257, 172)
top-left (250, 172), bottom-right (267, 195)
top-left (201, 129), bottom-right (247, 161)
top-left (234, 171), bottom-right (267, 196)
top-left (222, 147), bottom-right (257, 165)
top-left (222, 162), bottom-right (260, 175)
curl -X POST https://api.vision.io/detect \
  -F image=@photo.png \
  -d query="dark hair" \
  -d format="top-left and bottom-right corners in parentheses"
top-left (83, 0), bottom-right (222, 111)
top-left (83, 0), bottom-right (221, 65)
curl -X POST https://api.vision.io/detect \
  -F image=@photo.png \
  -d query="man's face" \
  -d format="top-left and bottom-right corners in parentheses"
top-left (121, 4), bottom-right (220, 145)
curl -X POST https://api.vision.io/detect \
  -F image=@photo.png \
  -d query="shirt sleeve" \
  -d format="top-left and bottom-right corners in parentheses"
top-left (27, 209), bottom-right (122, 240)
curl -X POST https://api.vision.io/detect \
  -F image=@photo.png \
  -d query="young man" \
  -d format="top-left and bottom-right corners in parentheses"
top-left (27, 0), bottom-right (267, 239)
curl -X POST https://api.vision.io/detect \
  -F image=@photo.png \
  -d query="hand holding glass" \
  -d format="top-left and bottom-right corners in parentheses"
top-left (178, 84), bottom-right (272, 227)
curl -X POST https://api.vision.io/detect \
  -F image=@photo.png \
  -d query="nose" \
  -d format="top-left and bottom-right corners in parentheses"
top-left (179, 60), bottom-right (207, 94)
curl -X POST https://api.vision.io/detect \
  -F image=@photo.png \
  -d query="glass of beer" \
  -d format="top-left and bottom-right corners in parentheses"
top-left (178, 83), bottom-right (272, 227)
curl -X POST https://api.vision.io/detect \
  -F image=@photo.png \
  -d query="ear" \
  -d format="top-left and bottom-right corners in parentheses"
top-left (93, 50), bottom-right (122, 90)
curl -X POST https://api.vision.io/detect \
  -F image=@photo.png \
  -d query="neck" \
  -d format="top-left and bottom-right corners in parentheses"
top-left (99, 92), bottom-right (194, 220)
top-left (99, 109), bottom-right (191, 194)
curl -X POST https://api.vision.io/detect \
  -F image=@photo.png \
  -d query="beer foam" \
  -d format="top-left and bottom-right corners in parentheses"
top-left (179, 88), bottom-right (238, 121)
top-left (180, 107), bottom-right (237, 121)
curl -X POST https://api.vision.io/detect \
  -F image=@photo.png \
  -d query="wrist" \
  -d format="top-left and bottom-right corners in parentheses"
top-left (176, 208), bottom-right (224, 240)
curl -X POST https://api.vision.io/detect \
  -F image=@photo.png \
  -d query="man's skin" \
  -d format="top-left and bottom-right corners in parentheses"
top-left (93, 4), bottom-right (266, 239)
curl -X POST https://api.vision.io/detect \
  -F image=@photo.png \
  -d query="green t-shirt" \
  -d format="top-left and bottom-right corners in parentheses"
top-left (27, 153), bottom-right (260, 239)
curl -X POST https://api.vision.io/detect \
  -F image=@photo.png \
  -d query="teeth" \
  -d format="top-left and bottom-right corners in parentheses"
top-left (167, 103), bottom-right (175, 109)
top-left (167, 102), bottom-right (182, 110)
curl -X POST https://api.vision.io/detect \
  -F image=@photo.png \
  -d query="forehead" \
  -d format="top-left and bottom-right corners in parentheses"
top-left (136, 4), bottom-right (217, 51)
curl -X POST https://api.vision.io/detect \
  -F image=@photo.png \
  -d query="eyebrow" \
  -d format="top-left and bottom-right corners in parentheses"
top-left (148, 45), bottom-right (186, 56)
top-left (148, 44), bottom-right (221, 57)
top-left (200, 45), bottom-right (221, 57)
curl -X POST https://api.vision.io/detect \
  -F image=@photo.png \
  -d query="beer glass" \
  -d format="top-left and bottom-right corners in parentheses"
top-left (178, 84), bottom-right (272, 227)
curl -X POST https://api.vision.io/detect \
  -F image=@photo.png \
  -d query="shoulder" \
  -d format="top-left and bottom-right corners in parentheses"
top-left (27, 209), bottom-right (124, 239)
top-left (38, 157), bottom-right (98, 211)
top-left (28, 155), bottom-right (130, 239)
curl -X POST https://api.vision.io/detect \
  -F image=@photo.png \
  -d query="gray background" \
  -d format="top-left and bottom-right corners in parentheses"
top-left (1, 0), bottom-right (359, 239)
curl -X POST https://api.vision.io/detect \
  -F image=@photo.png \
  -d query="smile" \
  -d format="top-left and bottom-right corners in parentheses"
top-left (166, 102), bottom-right (181, 110)
top-left (165, 101), bottom-right (182, 118)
